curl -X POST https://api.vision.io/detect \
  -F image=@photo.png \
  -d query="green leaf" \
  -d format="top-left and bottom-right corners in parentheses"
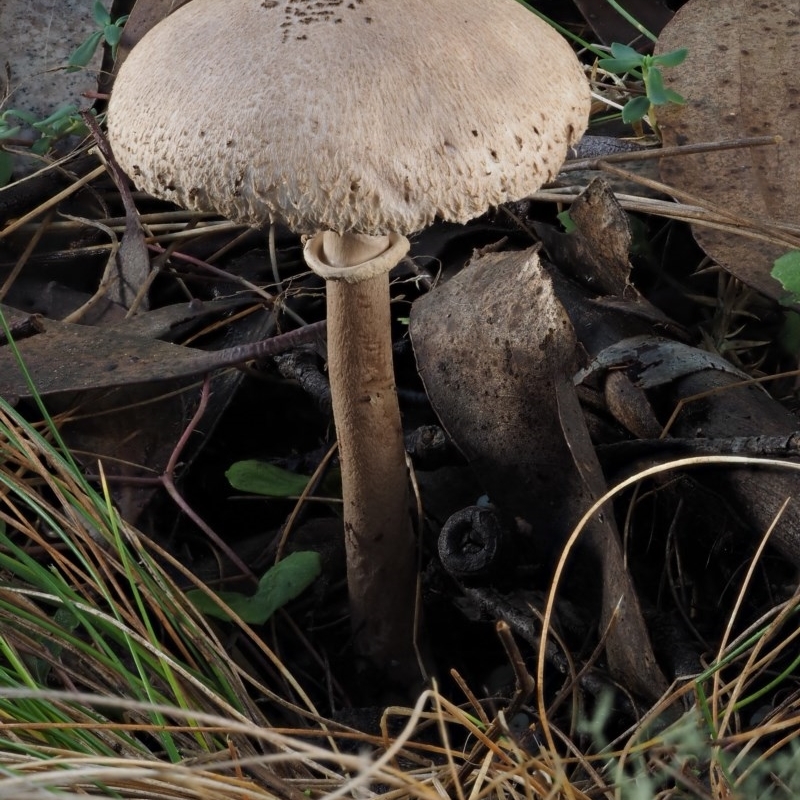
top-left (104, 24), bottom-right (123, 48)
top-left (67, 30), bottom-right (104, 70)
top-left (644, 66), bottom-right (670, 105)
top-left (599, 43), bottom-right (644, 73)
top-left (664, 88), bottom-right (686, 105)
top-left (653, 47), bottom-right (688, 68)
top-left (597, 56), bottom-right (643, 74)
top-left (226, 460), bottom-right (314, 497)
top-left (93, 0), bottom-right (112, 27)
top-left (772, 250), bottom-right (800, 303)
top-left (621, 96), bottom-right (651, 124)
top-left (34, 105), bottom-right (79, 131)
top-left (226, 459), bottom-right (341, 499)
top-left (30, 137), bottom-right (53, 155)
top-left (0, 125), bottom-right (21, 140)
top-left (187, 551), bottom-right (322, 624)
top-left (610, 42), bottom-right (641, 61)
top-left (2, 108), bottom-right (38, 125)
top-left (62, 117), bottom-right (89, 137)
top-left (557, 209), bottom-right (576, 233)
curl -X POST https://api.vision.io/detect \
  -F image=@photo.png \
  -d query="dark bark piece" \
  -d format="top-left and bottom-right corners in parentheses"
top-left (404, 424), bottom-right (457, 471)
top-left (600, 432), bottom-right (800, 463)
top-left (274, 347), bottom-right (331, 415)
top-left (0, 313), bottom-right (45, 345)
top-left (577, 335), bottom-right (800, 566)
top-left (410, 246), bottom-right (667, 700)
top-left (576, 335), bottom-right (755, 389)
top-left (669, 370), bottom-right (800, 565)
top-left (558, 177), bottom-right (633, 295)
top-left (438, 506), bottom-right (508, 580)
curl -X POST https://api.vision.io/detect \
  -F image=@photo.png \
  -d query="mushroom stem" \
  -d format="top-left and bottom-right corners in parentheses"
top-left (304, 231), bottom-right (417, 676)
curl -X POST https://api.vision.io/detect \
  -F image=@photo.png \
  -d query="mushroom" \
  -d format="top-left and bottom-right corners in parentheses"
top-left (107, 0), bottom-right (590, 677)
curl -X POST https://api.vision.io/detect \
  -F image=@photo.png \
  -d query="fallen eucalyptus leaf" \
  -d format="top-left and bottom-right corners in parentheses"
top-left (656, 0), bottom-right (800, 300)
top-left (410, 246), bottom-right (667, 700)
top-left (0, 304), bottom-right (324, 398)
top-left (187, 551), bottom-right (322, 624)
top-left (226, 460), bottom-right (341, 499)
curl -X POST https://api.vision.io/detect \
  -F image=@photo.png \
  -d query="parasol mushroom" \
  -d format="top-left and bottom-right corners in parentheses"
top-left (107, 0), bottom-right (590, 678)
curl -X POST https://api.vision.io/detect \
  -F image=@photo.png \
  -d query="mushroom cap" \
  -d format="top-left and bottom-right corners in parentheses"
top-left (107, 0), bottom-right (589, 236)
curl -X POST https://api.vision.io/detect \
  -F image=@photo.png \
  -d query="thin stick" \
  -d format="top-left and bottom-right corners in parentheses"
top-left (0, 209), bottom-right (54, 300)
top-left (563, 134), bottom-right (780, 172)
top-left (0, 164), bottom-right (107, 240)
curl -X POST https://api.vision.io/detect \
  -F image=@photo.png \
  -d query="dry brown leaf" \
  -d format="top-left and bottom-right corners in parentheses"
top-left (656, 0), bottom-right (800, 300)
top-left (537, 177), bottom-right (633, 294)
top-left (410, 247), bottom-right (667, 699)
top-left (0, 298), bottom-right (276, 523)
top-left (0, 302), bottom-right (321, 398)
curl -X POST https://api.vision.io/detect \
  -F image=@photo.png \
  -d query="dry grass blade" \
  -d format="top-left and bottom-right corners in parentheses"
top-left (0, 391), bottom-right (603, 799)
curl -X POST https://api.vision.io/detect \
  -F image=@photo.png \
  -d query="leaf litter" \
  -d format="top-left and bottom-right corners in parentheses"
top-left (656, 0), bottom-right (800, 301)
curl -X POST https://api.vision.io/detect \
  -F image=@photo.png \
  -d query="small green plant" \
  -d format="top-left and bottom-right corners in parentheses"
top-left (225, 459), bottom-right (341, 499)
top-left (186, 551), bottom-right (322, 624)
top-left (67, 1), bottom-right (129, 70)
top-left (771, 250), bottom-right (800, 303)
top-left (0, 105), bottom-right (95, 156)
top-left (557, 209), bottom-right (577, 233)
top-left (0, 105), bottom-right (97, 185)
top-left (0, 2), bottom-right (126, 185)
top-left (598, 42), bottom-right (687, 127)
